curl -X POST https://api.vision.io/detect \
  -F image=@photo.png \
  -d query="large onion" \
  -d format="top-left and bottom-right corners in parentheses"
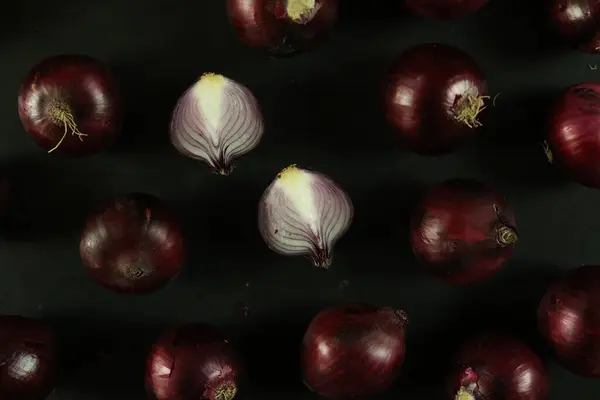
top-left (549, 0), bottom-right (600, 53)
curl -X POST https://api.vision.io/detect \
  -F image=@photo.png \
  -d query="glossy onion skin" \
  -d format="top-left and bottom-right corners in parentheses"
top-left (546, 83), bottom-right (600, 188)
top-left (17, 54), bottom-right (122, 157)
top-left (80, 193), bottom-right (185, 294)
top-left (146, 323), bottom-right (244, 400)
top-left (410, 179), bottom-right (517, 285)
top-left (405, 0), bottom-right (490, 19)
top-left (301, 303), bottom-right (408, 399)
top-left (538, 265), bottom-right (600, 377)
top-left (447, 333), bottom-right (548, 400)
top-left (550, 0), bottom-right (600, 53)
top-left (384, 43), bottom-right (488, 155)
top-left (0, 316), bottom-right (58, 400)
top-left (226, 0), bottom-right (339, 56)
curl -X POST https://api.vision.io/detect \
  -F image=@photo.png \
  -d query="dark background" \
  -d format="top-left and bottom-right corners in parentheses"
top-left (1, 0), bottom-right (600, 399)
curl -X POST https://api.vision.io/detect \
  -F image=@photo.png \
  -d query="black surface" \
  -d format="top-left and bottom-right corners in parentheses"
top-left (1, 0), bottom-right (600, 399)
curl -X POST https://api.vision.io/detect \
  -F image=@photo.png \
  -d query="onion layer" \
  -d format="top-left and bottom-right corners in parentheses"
top-left (549, 0), bottom-right (600, 53)
top-left (170, 73), bottom-right (264, 175)
top-left (410, 179), bottom-right (517, 285)
top-left (0, 316), bottom-right (58, 399)
top-left (17, 54), bottom-right (122, 156)
top-left (226, 0), bottom-right (339, 56)
top-left (301, 303), bottom-right (408, 399)
top-left (258, 165), bottom-right (353, 268)
top-left (146, 323), bottom-right (244, 400)
top-left (405, 0), bottom-right (490, 19)
top-left (384, 43), bottom-right (488, 155)
top-left (538, 265), bottom-right (600, 377)
top-left (80, 193), bottom-right (186, 294)
top-left (447, 333), bottom-right (548, 400)
top-left (545, 83), bottom-right (600, 188)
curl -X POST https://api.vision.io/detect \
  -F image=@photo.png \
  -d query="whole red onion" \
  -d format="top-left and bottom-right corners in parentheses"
top-left (545, 83), bottom-right (600, 188)
top-left (447, 333), bottom-right (548, 400)
top-left (538, 265), bottom-right (600, 377)
top-left (301, 303), bottom-right (408, 399)
top-left (384, 43), bottom-right (488, 155)
top-left (80, 193), bottom-right (185, 294)
top-left (405, 0), bottom-right (490, 19)
top-left (226, 0), bottom-right (339, 56)
top-left (0, 315), bottom-right (58, 399)
top-left (410, 179), bottom-right (517, 285)
top-left (146, 323), bottom-right (244, 400)
top-left (17, 54), bottom-right (122, 156)
top-left (549, 0), bottom-right (600, 53)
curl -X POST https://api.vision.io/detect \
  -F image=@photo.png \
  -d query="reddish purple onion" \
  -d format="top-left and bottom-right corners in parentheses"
top-left (549, 0), bottom-right (600, 53)
top-left (170, 73), bottom-right (264, 175)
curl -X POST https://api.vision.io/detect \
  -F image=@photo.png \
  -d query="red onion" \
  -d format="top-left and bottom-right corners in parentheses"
top-left (550, 0), bottom-right (600, 53)
top-left (0, 315), bottom-right (58, 399)
top-left (544, 83), bottom-right (600, 188)
top-left (80, 193), bottom-right (185, 294)
top-left (410, 179), bottom-right (517, 285)
top-left (447, 333), bottom-right (548, 400)
top-left (146, 323), bottom-right (244, 400)
top-left (405, 0), bottom-right (490, 19)
top-left (258, 165), bottom-right (354, 268)
top-left (538, 265), bottom-right (600, 377)
top-left (301, 303), bottom-right (408, 399)
top-left (225, 0), bottom-right (339, 56)
top-left (170, 73), bottom-right (265, 175)
top-left (384, 43), bottom-right (488, 155)
top-left (17, 54), bottom-right (122, 156)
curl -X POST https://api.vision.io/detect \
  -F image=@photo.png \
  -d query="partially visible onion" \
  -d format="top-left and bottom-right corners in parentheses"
top-left (17, 54), bottom-right (122, 156)
top-left (405, 0), bottom-right (490, 19)
top-left (80, 193), bottom-right (186, 294)
top-left (538, 265), bottom-right (600, 377)
top-left (544, 83), bottom-right (600, 188)
top-left (258, 164), bottom-right (354, 268)
top-left (447, 333), bottom-right (548, 400)
top-left (226, 0), bottom-right (339, 56)
top-left (549, 0), bottom-right (600, 53)
top-left (410, 179), bottom-right (517, 285)
top-left (0, 315), bottom-right (58, 399)
top-left (146, 323), bottom-right (244, 400)
top-left (384, 43), bottom-right (489, 155)
top-left (301, 303), bottom-right (408, 399)
top-left (170, 73), bottom-right (264, 175)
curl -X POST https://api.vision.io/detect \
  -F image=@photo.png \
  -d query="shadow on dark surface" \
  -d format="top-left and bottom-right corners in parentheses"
top-left (464, 89), bottom-right (568, 189)
top-left (398, 262), bottom-right (562, 390)
top-left (338, 0), bottom-right (409, 24)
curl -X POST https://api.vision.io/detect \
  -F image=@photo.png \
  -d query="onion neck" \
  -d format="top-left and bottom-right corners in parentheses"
top-left (210, 155), bottom-right (233, 176)
top-left (453, 93), bottom-right (489, 128)
top-left (46, 101), bottom-right (87, 153)
top-left (311, 247), bottom-right (332, 269)
top-left (496, 225), bottom-right (518, 246)
top-left (211, 382), bottom-right (237, 400)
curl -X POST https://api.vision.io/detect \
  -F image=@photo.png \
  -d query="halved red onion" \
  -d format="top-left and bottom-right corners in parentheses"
top-left (170, 73), bottom-right (265, 175)
top-left (258, 165), bottom-right (353, 268)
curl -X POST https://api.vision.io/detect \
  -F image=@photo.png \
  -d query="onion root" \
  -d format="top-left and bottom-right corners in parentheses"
top-left (287, 0), bottom-right (321, 23)
top-left (454, 94), bottom-right (489, 128)
top-left (455, 387), bottom-right (475, 400)
top-left (47, 102), bottom-right (87, 153)
top-left (213, 383), bottom-right (237, 400)
top-left (542, 141), bottom-right (554, 164)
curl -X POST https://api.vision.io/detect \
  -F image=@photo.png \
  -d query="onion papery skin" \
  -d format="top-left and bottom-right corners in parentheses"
top-left (550, 0), bottom-right (600, 53)
top-left (0, 315), bottom-right (58, 400)
top-left (410, 179), bottom-right (517, 285)
top-left (146, 323), bottom-right (244, 400)
top-left (447, 333), bottom-right (548, 400)
top-left (537, 265), bottom-right (600, 377)
top-left (384, 43), bottom-right (488, 155)
top-left (225, 0), bottom-right (339, 56)
top-left (405, 0), bottom-right (490, 19)
top-left (545, 83), bottom-right (600, 188)
top-left (301, 303), bottom-right (408, 399)
top-left (170, 73), bottom-right (265, 175)
top-left (258, 165), bottom-right (354, 268)
top-left (17, 54), bottom-right (122, 157)
top-left (80, 193), bottom-right (185, 294)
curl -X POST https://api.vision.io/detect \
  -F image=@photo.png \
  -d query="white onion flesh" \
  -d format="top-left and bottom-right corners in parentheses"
top-left (170, 73), bottom-right (265, 175)
top-left (258, 165), bottom-right (354, 268)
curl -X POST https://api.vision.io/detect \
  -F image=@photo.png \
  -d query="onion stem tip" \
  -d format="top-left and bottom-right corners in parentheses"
top-left (497, 225), bottom-right (518, 246)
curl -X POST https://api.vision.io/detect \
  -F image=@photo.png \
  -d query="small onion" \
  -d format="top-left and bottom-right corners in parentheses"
top-left (301, 303), bottom-right (408, 399)
top-left (410, 179), bottom-right (517, 285)
top-left (538, 265), bottom-right (600, 377)
top-left (258, 165), bottom-right (353, 268)
top-left (405, 0), bottom-right (490, 19)
top-left (170, 73), bottom-right (264, 175)
top-left (549, 0), bottom-right (600, 53)
top-left (447, 333), bottom-right (548, 400)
